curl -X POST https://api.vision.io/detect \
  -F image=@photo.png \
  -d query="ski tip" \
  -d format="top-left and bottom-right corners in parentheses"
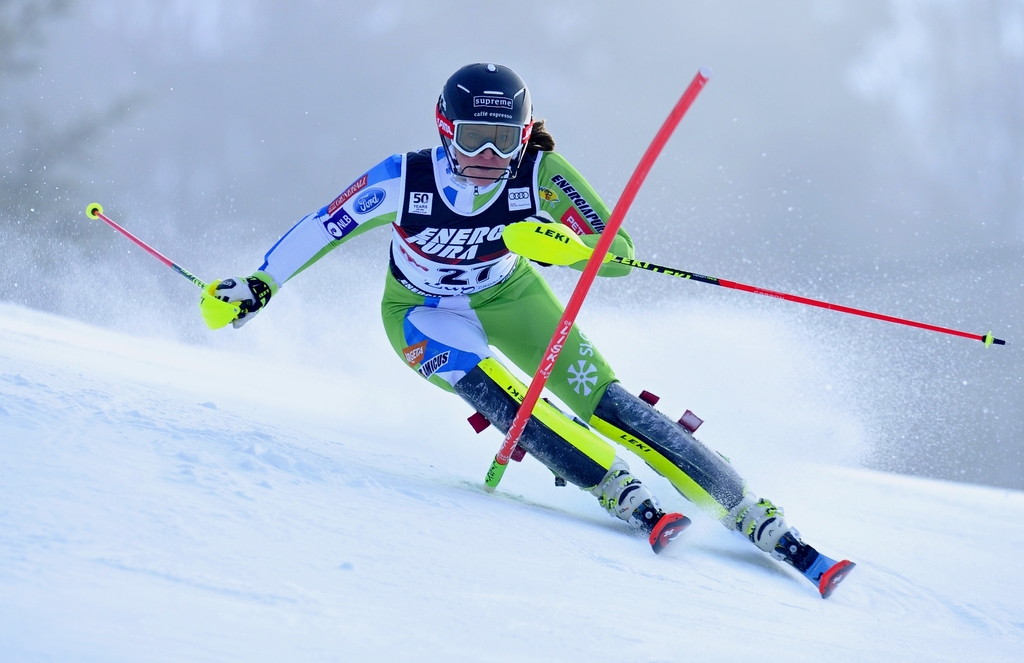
top-left (86, 202), bottom-right (103, 219)
top-left (699, 66), bottom-right (713, 81)
top-left (649, 513), bottom-right (691, 554)
top-left (818, 559), bottom-right (856, 599)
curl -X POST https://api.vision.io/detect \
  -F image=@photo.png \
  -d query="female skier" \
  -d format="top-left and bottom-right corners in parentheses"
top-left (209, 63), bottom-right (853, 597)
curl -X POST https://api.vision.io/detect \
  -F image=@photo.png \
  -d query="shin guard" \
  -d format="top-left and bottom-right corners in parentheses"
top-left (591, 382), bottom-right (746, 519)
top-left (454, 358), bottom-right (616, 490)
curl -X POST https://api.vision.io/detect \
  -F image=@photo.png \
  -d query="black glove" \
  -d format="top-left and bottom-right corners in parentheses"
top-left (212, 275), bottom-right (274, 328)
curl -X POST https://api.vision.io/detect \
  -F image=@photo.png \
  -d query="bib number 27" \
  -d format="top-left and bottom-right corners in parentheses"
top-left (438, 264), bottom-right (494, 286)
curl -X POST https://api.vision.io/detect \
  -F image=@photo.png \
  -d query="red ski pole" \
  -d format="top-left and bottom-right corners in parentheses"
top-left (503, 221), bottom-right (1009, 348)
top-left (85, 203), bottom-right (240, 328)
top-left (86, 202), bottom-right (208, 289)
top-left (483, 68), bottom-right (713, 491)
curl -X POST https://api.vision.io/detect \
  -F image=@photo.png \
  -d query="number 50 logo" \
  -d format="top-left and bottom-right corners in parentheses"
top-left (409, 192), bottom-right (433, 215)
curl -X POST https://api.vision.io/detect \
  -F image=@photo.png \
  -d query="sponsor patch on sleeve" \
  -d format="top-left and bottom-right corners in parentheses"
top-left (354, 188), bottom-right (386, 215)
top-left (560, 207), bottom-right (593, 235)
top-left (323, 210), bottom-right (358, 240)
top-left (538, 187), bottom-right (560, 206)
top-left (550, 174), bottom-right (607, 233)
top-left (327, 174), bottom-right (369, 217)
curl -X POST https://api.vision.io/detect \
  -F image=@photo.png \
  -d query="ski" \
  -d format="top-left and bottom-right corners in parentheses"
top-left (773, 530), bottom-right (856, 598)
top-left (649, 512), bottom-right (691, 554)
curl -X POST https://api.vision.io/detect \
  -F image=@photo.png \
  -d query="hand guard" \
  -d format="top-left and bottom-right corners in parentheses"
top-left (212, 274), bottom-right (274, 328)
top-left (518, 211), bottom-right (557, 267)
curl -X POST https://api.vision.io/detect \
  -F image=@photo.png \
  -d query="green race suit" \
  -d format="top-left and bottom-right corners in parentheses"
top-left (258, 146), bottom-right (631, 420)
top-left (255, 145), bottom-right (750, 521)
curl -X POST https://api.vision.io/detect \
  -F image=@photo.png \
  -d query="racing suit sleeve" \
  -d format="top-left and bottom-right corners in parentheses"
top-left (256, 154), bottom-right (404, 287)
top-left (534, 150), bottom-right (634, 277)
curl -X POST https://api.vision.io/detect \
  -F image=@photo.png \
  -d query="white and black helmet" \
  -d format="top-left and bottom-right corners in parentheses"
top-left (436, 63), bottom-right (534, 179)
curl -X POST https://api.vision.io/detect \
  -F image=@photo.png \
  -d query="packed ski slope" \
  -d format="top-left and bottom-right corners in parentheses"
top-left (1, 299), bottom-right (1021, 662)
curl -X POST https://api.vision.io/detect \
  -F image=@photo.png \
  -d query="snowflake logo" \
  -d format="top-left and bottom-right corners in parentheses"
top-left (567, 360), bottom-right (598, 395)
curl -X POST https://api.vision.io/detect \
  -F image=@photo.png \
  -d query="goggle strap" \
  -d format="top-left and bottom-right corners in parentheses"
top-left (522, 121), bottom-right (534, 146)
top-left (436, 104), bottom-right (455, 140)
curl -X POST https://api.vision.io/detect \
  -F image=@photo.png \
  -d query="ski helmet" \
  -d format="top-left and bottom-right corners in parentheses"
top-left (436, 63), bottom-right (534, 180)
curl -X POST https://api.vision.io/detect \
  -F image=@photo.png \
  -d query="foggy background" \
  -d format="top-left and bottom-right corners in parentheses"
top-left (2, 0), bottom-right (1021, 489)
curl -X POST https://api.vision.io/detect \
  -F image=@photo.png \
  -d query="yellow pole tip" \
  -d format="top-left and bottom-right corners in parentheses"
top-left (86, 203), bottom-right (103, 219)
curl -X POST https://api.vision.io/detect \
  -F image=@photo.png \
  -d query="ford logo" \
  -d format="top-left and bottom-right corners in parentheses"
top-left (354, 188), bottom-right (386, 215)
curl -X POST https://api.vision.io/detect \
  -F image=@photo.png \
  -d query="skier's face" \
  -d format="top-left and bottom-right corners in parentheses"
top-left (455, 147), bottom-right (513, 186)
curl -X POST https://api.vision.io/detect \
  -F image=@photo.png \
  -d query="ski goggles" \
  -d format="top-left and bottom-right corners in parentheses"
top-left (453, 122), bottom-right (522, 157)
top-left (452, 121), bottom-right (532, 159)
top-left (435, 104), bottom-right (533, 158)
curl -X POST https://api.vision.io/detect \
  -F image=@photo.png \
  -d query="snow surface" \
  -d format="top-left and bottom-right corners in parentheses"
top-left (1, 300), bottom-right (1022, 662)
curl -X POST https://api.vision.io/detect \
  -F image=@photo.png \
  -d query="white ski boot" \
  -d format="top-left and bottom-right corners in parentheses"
top-left (727, 495), bottom-right (789, 553)
top-left (727, 494), bottom-right (856, 598)
top-left (592, 460), bottom-right (691, 554)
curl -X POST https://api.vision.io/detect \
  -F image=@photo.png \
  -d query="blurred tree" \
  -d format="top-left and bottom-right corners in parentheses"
top-left (1, 0), bottom-right (138, 307)
top-left (849, 0), bottom-right (1024, 243)
top-left (2, 0), bottom-right (74, 217)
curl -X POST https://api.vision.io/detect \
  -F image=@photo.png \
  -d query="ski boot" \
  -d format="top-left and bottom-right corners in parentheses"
top-left (729, 496), bottom-right (855, 598)
top-left (592, 461), bottom-right (691, 554)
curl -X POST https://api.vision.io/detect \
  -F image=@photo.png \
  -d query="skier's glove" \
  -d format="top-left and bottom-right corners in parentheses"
top-left (210, 272), bottom-right (277, 328)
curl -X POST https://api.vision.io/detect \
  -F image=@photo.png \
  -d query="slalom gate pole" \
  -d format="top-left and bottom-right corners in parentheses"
top-left (85, 203), bottom-right (240, 329)
top-left (502, 221), bottom-right (1008, 348)
top-left (482, 68), bottom-right (713, 492)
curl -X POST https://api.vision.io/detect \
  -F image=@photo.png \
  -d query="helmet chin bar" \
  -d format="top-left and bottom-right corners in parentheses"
top-left (455, 160), bottom-right (511, 182)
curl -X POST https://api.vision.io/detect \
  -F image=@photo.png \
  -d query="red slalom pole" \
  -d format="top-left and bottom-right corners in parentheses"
top-left (483, 68), bottom-right (712, 491)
